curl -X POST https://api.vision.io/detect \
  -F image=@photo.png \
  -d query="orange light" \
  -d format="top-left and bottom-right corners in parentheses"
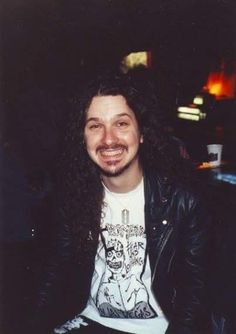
top-left (209, 82), bottom-right (222, 96)
top-left (205, 70), bottom-right (236, 99)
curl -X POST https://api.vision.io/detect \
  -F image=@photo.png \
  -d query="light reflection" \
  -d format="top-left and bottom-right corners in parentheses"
top-left (177, 106), bottom-right (201, 114)
top-left (177, 113), bottom-right (200, 121)
top-left (121, 51), bottom-right (151, 71)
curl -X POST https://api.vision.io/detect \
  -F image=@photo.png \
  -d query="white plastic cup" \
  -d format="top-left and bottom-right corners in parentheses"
top-left (207, 144), bottom-right (223, 167)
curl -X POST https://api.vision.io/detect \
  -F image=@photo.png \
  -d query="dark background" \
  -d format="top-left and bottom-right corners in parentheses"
top-left (1, 0), bottom-right (236, 172)
top-left (1, 0), bottom-right (236, 91)
top-left (0, 2), bottom-right (236, 333)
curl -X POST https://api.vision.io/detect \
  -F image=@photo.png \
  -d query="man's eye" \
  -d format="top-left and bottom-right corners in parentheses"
top-left (117, 121), bottom-right (128, 127)
top-left (89, 124), bottom-right (100, 130)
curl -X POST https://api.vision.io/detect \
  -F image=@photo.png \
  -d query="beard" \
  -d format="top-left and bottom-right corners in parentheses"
top-left (88, 144), bottom-right (141, 178)
top-left (94, 144), bottom-right (131, 177)
top-left (98, 158), bottom-right (134, 177)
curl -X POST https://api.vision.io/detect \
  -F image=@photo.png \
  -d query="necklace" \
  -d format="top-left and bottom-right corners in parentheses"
top-left (121, 208), bottom-right (129, 225)
top-left (102, 184), bottom-right (130, 225)
top-left (101, 178), bottom-right (143, 225)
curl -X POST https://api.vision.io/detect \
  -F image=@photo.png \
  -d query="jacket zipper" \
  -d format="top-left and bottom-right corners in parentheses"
top-left (151, 226), bottom-right (173, 284)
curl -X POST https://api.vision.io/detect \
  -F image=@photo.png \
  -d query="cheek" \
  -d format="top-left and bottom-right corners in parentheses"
top-left (84, 133), bottom-right (98, 151)
top-left (127, 132), bottom-right (142, 147)
top-left (86, 142), bottom-right (96, 155)
top-left (120, 129), bottom-right (139, 141)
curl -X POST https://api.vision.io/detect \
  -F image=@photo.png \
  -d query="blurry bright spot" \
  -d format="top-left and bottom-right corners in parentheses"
top-left (177, 105), bottom-right (206, 121)
top-left (209, 82), bottom-right (222, 96)
top-left (121, 51), bottom-right (151, 71)
top-left (204, 70), bottom-right (236, 99)
top-left (178, 113), bottom-right (200, 121)
top-left (214, 173), bottom-right (236, 185)
top-left (177, 106), bottom-right (201, 115)
top-left (193, 95), bottom-right (204, 105)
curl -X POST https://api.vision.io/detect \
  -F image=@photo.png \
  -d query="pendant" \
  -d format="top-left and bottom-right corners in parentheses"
top-left (122, 209), bottom-right (129, 224)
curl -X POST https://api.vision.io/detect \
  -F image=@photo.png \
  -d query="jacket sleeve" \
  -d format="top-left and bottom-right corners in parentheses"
top-left (31, 207), bottom-right (74, 331)
top-left (166, 192), bottom-right (211, 334)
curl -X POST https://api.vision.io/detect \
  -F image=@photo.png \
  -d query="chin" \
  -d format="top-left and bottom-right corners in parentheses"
top-left (94, 156), bottom-right (139, 177)
top-left (100, 166), bottom-right (128, 177)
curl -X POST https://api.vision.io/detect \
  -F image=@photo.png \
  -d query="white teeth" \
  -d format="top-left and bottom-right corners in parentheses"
top-left (100, 149), bottom-right (123, 157)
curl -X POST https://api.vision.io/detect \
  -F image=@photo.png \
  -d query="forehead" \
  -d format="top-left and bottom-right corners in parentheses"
top-left (86, 95), bottom-right (135, 119)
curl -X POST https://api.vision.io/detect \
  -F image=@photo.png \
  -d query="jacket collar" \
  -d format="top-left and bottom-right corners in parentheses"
top-left (144, 171), bottom-right (171, 207)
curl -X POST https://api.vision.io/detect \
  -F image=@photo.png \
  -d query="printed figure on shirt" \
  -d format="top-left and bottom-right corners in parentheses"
top-left (96, 227), bottom-right (156, 319)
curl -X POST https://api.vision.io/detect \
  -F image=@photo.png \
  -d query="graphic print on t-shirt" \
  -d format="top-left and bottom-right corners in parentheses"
top-left (95, 223), bottom-right (157, 319)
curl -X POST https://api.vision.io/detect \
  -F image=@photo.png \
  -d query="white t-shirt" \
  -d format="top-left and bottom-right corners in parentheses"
top-left (81, 179), bottom-right (168, 334)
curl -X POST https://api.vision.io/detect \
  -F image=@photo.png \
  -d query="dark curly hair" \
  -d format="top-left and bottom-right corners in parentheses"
top-left (56, 70), bottom-right (193, 261)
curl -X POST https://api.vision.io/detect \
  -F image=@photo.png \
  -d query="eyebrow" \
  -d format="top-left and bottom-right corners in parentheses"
top-left (85, 113), bottom-right (132, 124)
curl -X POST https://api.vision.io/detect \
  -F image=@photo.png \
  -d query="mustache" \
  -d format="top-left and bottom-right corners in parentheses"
top-left (96, 144), bottom-right (128, 154)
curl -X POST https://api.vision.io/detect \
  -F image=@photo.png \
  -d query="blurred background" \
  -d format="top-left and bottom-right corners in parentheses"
top-left (0, 1), bottom-right (236, 333)
top-left (1, 0), bottom-right (236, 167)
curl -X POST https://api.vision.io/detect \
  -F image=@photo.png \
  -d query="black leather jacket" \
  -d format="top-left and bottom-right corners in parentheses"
top-left (35, 173), bottom-right (210, 334)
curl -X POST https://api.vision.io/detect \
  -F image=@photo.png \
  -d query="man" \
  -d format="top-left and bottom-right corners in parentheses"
top-left (35, 71), bottom-right (210, 334)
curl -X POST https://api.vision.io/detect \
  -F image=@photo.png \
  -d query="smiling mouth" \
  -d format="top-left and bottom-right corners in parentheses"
top-left (99, 148), bottom-right (124, 158)
top-left (97, 145), bottom-right (127, 159)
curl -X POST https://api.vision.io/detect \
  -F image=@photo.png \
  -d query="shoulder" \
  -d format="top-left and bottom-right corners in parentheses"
top-left (144, 171), bottom-right (205, 210)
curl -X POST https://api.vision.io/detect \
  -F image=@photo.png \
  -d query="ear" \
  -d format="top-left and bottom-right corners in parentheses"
top-left (140, 135), bottom-right (144, 143)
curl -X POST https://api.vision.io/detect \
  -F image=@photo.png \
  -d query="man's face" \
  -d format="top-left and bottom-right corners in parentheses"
top-left (84, 95), bottom-right (143, 177)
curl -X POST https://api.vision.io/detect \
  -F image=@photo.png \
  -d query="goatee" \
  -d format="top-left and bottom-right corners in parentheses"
top-left (98, 160), bottom-right (132, 177)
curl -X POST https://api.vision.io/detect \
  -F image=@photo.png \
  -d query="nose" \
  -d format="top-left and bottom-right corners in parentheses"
top-left (102, 126), bottom-right (117, 146)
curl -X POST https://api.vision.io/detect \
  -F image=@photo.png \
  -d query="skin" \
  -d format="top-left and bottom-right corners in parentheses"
top-left (84, 95), bottom-right (143, 193)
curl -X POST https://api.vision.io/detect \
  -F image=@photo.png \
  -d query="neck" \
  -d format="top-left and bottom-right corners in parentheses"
top-left (101, 163), bottom-right (143, 193)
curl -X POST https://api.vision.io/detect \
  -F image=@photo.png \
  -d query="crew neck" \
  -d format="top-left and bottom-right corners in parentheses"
top-left (102, 178), bottom-right (144, 197)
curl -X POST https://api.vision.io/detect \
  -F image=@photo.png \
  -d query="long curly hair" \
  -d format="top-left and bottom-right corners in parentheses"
top-left (56, 70), bottom-right (193, 261)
